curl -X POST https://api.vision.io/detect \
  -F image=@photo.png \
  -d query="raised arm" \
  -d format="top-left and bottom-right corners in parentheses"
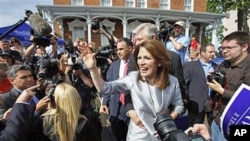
top-left (80, 46), bottom-right (104, 92)
top-left (24, 36), bottom-right (37, 60)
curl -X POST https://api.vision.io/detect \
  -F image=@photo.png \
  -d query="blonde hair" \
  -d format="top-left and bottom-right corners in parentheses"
top-left (43, 82), bottom-right (82, 141)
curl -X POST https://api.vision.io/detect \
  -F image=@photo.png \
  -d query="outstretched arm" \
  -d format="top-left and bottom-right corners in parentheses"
top-left (0, 85), bottom-right (39, 141)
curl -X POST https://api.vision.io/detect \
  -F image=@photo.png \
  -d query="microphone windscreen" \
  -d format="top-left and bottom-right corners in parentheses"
top-left (28, 14), bottom-right (52, 36)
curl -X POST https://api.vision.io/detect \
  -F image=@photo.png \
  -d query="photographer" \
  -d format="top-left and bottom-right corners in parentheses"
top-left (207, 31), bottom-right (250, 141)
top-left (24, 35), bottom-right (58, 78)
top-left (25, 35), bottom-right (57, 60)
top-left (45, 35), bottom-right (65, 59)
top-left (165, 20), bottom-right (191, 65)
top-left (91, 22), bottom-right (119, 79)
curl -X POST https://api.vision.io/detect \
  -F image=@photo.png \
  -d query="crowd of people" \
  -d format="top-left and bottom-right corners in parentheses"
top-left (0, 20), bottom-right (249, 141)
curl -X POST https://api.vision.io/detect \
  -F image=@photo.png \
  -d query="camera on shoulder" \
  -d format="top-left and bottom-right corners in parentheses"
top-left (158, 21), bottom-right (174, 41)
top-left (30, 29), bottom-right (51, 47)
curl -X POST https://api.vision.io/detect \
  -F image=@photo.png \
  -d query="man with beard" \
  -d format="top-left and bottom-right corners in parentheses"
top-left (165, 20), bottom-right (191, 65)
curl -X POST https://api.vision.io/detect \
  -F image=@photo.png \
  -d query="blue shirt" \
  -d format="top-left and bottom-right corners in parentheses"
top-left (165, 34), bottom-right (190, 65)
top-left (200, 59), bottom-right (214, 96)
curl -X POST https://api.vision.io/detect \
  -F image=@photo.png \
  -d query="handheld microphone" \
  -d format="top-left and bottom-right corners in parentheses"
top-left (25, 10), bottom-right (52, 36)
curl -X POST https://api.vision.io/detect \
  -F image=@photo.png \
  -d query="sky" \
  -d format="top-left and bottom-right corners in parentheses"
top-left (0, 0), bottom-right (53, 27)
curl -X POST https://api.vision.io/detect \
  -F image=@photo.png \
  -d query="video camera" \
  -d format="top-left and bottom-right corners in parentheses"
top-left (30, 29), bottom-right (51, 47)
top-left (37, 54), bottom-right (60, 80)
top-left (24, 10), bottom-right (52, 47)
top-left (90, 19), bottom-right (117, 68)
top-left (154, 114), bottom-right (207, 141)
top-left (207, 71), bottom-right (226, 111)
top-left (158, 21), bottom-right (174, 41)
top-left (95, 44), bottom-right (116, 67)
top-left (91, 20), bottom-right (101, 31)
top-left (207, 71), bottom-right (226, 86)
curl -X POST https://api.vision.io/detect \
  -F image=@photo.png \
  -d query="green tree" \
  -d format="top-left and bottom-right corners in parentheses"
top-left (207, 0), bottom-right (250, 32)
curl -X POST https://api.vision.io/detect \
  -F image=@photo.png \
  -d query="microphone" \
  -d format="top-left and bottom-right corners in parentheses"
top-left (25, 10), bottom-right (52, 36)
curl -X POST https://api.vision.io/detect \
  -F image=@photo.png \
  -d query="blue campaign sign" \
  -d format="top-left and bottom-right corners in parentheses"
top-left (0, 22), bottom-right (31, 46)
top-left (221, 84), bottom-right (250, 139)
top-left (0, 22), bottom-right (64, 47)
top-left (213, 57), bottom-right (224, 65)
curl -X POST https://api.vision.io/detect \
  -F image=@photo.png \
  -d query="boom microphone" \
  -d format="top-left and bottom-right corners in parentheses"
top-left (25, 10), bottom-right (52, 36)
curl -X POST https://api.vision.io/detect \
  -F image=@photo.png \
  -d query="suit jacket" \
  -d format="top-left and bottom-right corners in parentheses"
top-left (168, 50), bottom-right (188, 100)
top-left (0, 103), bottom-right (35, 141)
top-left (0, 88), bottom-right (21, 119)
top-left (183, 60), bottom-right (218, 113)
top-left (102, 55), bottom-right (137, 121)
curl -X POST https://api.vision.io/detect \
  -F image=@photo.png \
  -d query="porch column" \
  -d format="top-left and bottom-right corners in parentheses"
top-left (87, 11), bottom-right (92, 43)
top-left (122, 12), bottom-right (127, 37)
top-left (185, 17), bottom-right (191, 37)
top-left (212, 20), bottom-right (219, 50)
top-left (199, 24), bottom-right (204, 43)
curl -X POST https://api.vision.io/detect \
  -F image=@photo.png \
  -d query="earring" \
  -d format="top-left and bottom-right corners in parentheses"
top-left (158, 64), bottom-right (161, 67)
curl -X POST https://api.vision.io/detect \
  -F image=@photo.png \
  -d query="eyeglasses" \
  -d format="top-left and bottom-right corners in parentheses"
top-left (219, 46), bottom-right (239, 51)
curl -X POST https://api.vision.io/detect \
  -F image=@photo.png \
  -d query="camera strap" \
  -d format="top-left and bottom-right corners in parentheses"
top-left (210, 74), bottom-right (228, 112)
top-left (70, 73), bottom-right (79, 86)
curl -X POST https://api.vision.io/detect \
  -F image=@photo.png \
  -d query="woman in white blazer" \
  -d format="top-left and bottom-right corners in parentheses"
top-left (81, 40), bottom-right (184, 141)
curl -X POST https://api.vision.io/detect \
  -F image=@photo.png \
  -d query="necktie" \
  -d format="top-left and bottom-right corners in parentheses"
top-left (120, 60), bottom-right (129, 105)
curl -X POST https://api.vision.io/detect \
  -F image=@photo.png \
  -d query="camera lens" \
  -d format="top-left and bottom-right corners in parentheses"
top-left (154, 114), bottom-right (177, 141)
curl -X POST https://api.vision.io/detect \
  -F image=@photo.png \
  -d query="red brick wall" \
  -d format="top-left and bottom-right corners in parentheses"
top-left (171, 0), bottom-right (184, 10)
top-left (85, 0), bottom-right (99, 5)
top-left (55, 0), bottom-right (208, 44)
top-left (54, 0), bottom-right (207, 12)
top-left (92, 19), bottom-right (123, 47)
top-left (54, 0), bottom-right (71, 5)
top-left (113, 0), bottom-right (125, 6)
top-left (148, 0), bottom-right (160, 8)
top-left (194, 0), bottom-right (207, 12)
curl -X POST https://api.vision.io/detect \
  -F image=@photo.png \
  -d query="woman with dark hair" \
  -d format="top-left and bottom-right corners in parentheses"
top-left (10, 37), bottom-right (25, 55)
top-left (81, 40), bottom-right (184, 141)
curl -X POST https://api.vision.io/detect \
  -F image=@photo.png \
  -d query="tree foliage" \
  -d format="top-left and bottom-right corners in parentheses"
top-left (207, 0), bottom-right (250, 32)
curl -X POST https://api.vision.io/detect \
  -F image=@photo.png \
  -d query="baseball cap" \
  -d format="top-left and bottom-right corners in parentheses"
top-left (0, 51), bottom-right (11, 58)
top-left (174, 20), bottom-right (185, 27)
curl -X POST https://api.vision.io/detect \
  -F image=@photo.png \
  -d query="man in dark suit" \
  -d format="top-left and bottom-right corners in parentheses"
top-left (100, 37), bottom-right (136, 141)
top-left (183, 44), bottom-right (217, 126)
top-left (0, 85), bottom-right (38, 141)
top-left (0, 65), bottom-right (35, 119)
top-left (126, 23), bottom-right (189, 130)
